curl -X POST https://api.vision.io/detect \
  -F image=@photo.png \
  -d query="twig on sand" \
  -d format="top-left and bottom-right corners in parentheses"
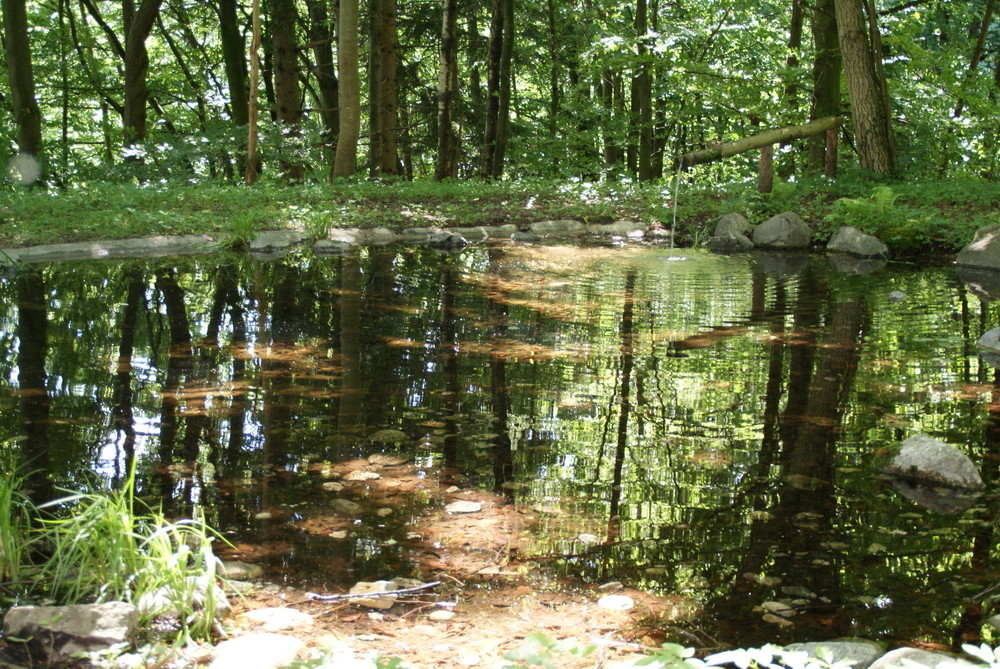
top-left (306, 581), bottom-right (442, 602)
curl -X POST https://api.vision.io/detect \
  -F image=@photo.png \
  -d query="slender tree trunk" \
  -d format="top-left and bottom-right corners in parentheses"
top-left (272, 0), bottom-right (305, 179)
top-left (246, 0), bottom-right (262, 184)
top-left (305, 0), bottom-right (340, 164)
top-left (635, 0), bottom-right (652, 180)
top-left (808, 0), bottom-right (841, 171)
top-left (835, 0), bottom-right (896, 173)
top-left (481, 0), bottom-right (513, 178)
top-left (434, 0), bottom-right (460, 180)
top-left (332, 0), bottom-right (360, 178)
top-left (218, 0), bottom-right (250, 174)
top-left (369, 0), bottom-right (398, 177)
top-left (785, 0), bottom-right (804, 108)
top-left (123, 0), bottom-right (164, 153)
top-left (2, 0), bottom-right (44, 182)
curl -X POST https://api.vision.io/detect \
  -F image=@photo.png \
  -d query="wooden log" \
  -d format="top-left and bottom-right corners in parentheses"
top-left (678, 115), bottom-right (841, 169)
top-left (758, 145), bottom-right (774, 193)
top-left (825, 127), bottom-right (838, 178)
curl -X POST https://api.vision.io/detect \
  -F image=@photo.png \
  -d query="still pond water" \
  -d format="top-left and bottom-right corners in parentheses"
top-left (2, 242), bottom-right (1000, 649)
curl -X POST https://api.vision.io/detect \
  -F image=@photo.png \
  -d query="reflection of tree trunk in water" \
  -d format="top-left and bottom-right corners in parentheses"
top-left (16, 269), bottom-right (52, 504)
top-left (111, 267), bottom-right (146, 484)
top-left (716, 285), bottom-right (866, 646)
top-left (338, 255), bottom-right (363, 441)
top-left (155, 269), bottom-right (193, 512)
top-left (606, 270), bottom-right (636, 547)
top-left (262, 263), bottom-right (297, 472)
top-left (487, 251), bottom-right (513, 497)
top-left (440, 262), bottom-right (460, 472)
top-left (949, 363), bottom-right (1000, 648)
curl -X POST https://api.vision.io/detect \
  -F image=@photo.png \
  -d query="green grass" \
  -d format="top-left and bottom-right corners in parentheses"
top-left (1, 173), bottom-right (997, 256)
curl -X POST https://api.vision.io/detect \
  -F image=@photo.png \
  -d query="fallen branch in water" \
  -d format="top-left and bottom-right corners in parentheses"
top-left (306, 581), bottom-right (442, 602)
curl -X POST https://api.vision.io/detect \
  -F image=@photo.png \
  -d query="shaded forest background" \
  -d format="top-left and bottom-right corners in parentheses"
top-left (1, 0), bottom-right (998, 187)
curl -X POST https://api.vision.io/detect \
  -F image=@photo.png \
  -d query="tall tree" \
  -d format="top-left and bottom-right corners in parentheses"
top-left (634, 0), bottom-right (652, 180)
top-left (122, 0), bottom-right (164, 152)
top-left (434, 0), bottom-right (460, 180)
top-left (807, 0), bottom-right (841, 172)
top-left (332, 0), bottom-right (361, 178)
top-left (2, 0), bottom-right (43, 180)
top-left (481, 0), bottom-right (514, 178)
top-left (369, 0), bottom-right (399, 177)
top-left (217, 0), bottom-right (250, 175)
top-left (834, 0), bottom-right (896, 173)
top-left (305, 0), bottom-right (339, 164)
top-left (271, 0), bottom-right (305, 179)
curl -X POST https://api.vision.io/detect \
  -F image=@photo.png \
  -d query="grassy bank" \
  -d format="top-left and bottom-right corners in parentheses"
top-left (2, 175), bottom-right (998, 255)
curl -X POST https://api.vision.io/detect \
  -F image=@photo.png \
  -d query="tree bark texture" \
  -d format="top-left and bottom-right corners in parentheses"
top-left (332, 0), bottom-right (361, 178)
top-left (123, 0), bottom-right (163, 150)
top-left (272, 0), bottom-right (305, 179)
top-left (218, 0), bottom-right (249, 128)
top-left (2, 0), bottom-right (43, 163)
top-left (305, 0), bottom-right (340, 163)
top-left (808, 0), bottom-right (841, 171)
top-left (481, 0), bottom-right (513, 178)
top-left (678, 116), bottom-right (841, 168)
top-left (834, 0), bottom-right (896, 173)
top-left (434, 0), bottom-right (460, 180)
top-left (369, 0), bottom-right (399, 177)
top-left (635, 0), bottom-right (652, 180)
top-left (245, 0), bottom-right (262, 184)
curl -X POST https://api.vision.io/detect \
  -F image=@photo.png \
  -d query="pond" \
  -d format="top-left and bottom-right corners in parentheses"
top-left (1, 241), bottom-right (999, 650)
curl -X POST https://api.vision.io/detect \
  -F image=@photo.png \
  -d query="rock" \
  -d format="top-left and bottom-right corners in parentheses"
top-left (890, 478), bottom-right (981, 513)
top-left (714, 213), bottom-right (753, 238)
top-left (333, 498), bottom-right (362, 514)
top-left (882, 434), bottom-right (983, 490)
top-left (888, 290), bottom-right (906, 302)
top-left (368, 453), bottom-right (408, 466)
top-left (827, 254), bottom-right (886, 275)
top-left (344, 470), bottom-right (380, 481)
top-left (445, 500), bottom-right (482, 514)
top-left (597, 581), bottom-right (625, 593)
top-left (760, 601), bottom-right (796, 617)
top-left (577, 533), bottom-right (600, 544)
top-left (4, 601), bottom-right (138, 664)
top-left (218, 560), bottom-right (264, 581)
top-left (956, 223), bottom-right (1000, 270)
top-left (313, 239), bottom-right (352, 255)
top-left (356, 228), bottom-right (399, 245)
top-left (369, 429), bottom-right (408, 444)
top-left (597, 594), bottom-right (634, 610)
top-left (428, 610), bottom-right (456, 621)
top-left (322, 481), bottom-right (344, 492)
top-left (826, 226), bottom-right (888, 258)
top-left (786, 639), bottom-right (886, 669)
top-left (978, 328), bottom-right (1000, 370)
top-left (250, 230), bottom-right (307, 252)
top-left (988, 613), bottom-right (1000, 631)
top-left (135, 574), bottom-right (231, 619)
top-left (210, 633), bottom-right (305, 669)
top-left (752, 212), bottom-right (812, 250)
top-left (762, 613), bottom-right (793, 627)
top-left (958, 267), bottom-right (1000, 301)
top-left (0, 234), bottom-right (219, 265)
top-left (349, 580), bottom-right (400, 609)
top-left (710, 229), bottom-right (754, 253)
top-left (428, 231), bottom-right (468, 250)
top-left (512, 231), bottom-right (541, 242)
top-left (868, 647), bottom-right (977, 669)
top-left (529, 220), bottom-right (585, 236)
top-left (327, 228), bottom-right (362, 245)
top-left (240, 607), bottom-right (314, 631)
top-left (585, 220), bottom-right (647, 236)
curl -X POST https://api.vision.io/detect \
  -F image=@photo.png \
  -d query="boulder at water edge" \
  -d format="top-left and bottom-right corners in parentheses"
top-left (882, 434), bottom-right (983, 490)
top-left (751, 212), bottom-right (812, 250)
top-left (710, 213), bottom-right (754, 253)
top-left (977, 327), bottom-right (1000, 369)
top-left (956, 222), bottom-right (1000, 270)
top-left (826, 226), bottom-right (888, 258)
top-left (4, 601), bottom-right (138, 664)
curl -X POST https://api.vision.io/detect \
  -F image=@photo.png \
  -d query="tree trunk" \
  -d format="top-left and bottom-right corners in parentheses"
top-left (332, 0), bottom-right (360, 178)
top-left (272, 0), bottom-right (305, 179)
top-left (634, 0), bottom-right (652, 180)
top-left (807, 0), bottom-right (841, 172)
top-left (481, 0), bottom-right (513, 178)
top-left (369, 0), bottom-right (398, 177)
top-left (835, 0), bottom-right (896, 173)
top-left (305, 0), bottom-right (339, 164)
top-left (434, 0), bottom-right (460, 180)
top-left (123, 0), bottom-right (164, 152)
top-left (246, 0), bottom-right (262, 184)
top-left (2, 0), bottom-right (44, 180)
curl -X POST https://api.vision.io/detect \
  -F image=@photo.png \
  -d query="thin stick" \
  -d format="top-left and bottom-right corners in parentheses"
top-left (306, 580), bottom-right (442, 602)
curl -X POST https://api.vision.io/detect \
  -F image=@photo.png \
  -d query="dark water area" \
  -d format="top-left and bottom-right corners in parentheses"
top-left (2, 242), bottom-right (1000, 650)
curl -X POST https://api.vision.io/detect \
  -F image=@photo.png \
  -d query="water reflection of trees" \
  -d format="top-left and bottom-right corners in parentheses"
top-left (3, 249), bottom-right (1000, 647)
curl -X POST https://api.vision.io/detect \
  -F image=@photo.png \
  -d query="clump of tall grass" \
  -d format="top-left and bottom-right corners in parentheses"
top-left (1, 457), bottom-right (228, 644)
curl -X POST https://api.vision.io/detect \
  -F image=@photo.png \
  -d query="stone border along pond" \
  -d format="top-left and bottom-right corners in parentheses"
top-left (4, 215), bottom-right (1000, 668)
top-left (0, 210), bottom-right (996, 265)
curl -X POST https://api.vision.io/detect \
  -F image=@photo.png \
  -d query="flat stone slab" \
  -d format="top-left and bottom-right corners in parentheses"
top-left (868, 647), bottom-right (977, 669)
top-left (786, 639), bottom-right (886, 669)
top-left (1, 234), bottom-right (219, 264)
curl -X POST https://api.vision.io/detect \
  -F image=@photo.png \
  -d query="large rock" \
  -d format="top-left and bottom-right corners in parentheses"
top-left (752, 212), bottom-right (812, 250)
top-left (956, 223), bottom-right (1000, 270)
top-left (868, 647), bottom-right (977, 669)
top-left (826, 226), bottom-right (888, 258)
top-left (786, 639), bottom-right (885, 669)
top-left (977, 327), bottom-right (1000, 368)
top-left (882, 434), bottom-right (983, 490)
top-left (4, 602), bottom-right (138, 664)
top-left (714, 212), bottom-right (753, 238)
top-left (210, 633), bottom-right (305, 669)
top-left (529, 220), bottom-right (585, 236)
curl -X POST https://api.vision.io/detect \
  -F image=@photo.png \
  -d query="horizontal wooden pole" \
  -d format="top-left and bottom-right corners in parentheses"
top-left (678, 116), bottom-right (842, 169)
